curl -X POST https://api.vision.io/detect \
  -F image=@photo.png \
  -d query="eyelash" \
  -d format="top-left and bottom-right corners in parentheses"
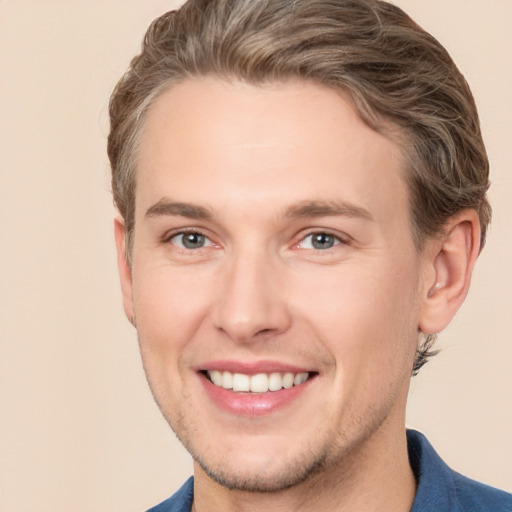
top-left (163, 229), bottom-right (349, 252)
top-left (294, 231), bottom-right (348, 251)
top-left (164, 229), bottom-right (215, 250)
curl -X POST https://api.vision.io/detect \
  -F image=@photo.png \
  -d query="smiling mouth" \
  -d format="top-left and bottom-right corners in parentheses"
top-left (204, 370), bottom-right (313, 393)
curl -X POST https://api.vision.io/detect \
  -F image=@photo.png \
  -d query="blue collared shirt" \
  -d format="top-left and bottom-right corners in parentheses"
top-left (147, 430), bottom-right (512, 511)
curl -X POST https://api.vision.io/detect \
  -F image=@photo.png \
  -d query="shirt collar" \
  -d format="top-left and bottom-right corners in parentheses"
top-left (407, 429), bottom-right (456, 511)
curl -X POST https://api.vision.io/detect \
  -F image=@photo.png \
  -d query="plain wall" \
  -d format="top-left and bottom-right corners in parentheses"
top-left (0, 1), bottom-right (510, 511)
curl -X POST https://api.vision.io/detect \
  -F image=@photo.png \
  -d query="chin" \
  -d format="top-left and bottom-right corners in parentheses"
top-left (193, 450), bottom-right (330, 493)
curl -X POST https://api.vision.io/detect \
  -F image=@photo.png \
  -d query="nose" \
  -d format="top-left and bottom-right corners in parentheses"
top-left (213, 249), bottom-right (292, 344)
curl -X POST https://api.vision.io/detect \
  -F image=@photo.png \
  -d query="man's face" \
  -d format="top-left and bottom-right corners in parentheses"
top-left (118, 78), bottom-right (429, 491)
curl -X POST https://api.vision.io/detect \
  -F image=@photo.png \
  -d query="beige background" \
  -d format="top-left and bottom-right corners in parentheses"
top-left (0, 1), bottom-right (510, 511)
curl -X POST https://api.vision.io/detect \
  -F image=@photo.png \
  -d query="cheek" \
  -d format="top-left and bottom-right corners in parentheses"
top-left (131, 267), bottom-right (212, 370)
top-left (293, 261), bottom-right (420, 371)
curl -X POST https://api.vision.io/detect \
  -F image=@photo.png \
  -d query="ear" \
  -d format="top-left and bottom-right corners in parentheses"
top-left (419, 210), bottom-right (481, 335)
top-left (114, 216), bottom-right (136, 326)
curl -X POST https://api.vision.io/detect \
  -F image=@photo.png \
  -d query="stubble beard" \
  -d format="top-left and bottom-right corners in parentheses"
top-left (163, 399), bottom-right (392, 495)
top-left (139, 334), bottom-right (414, 496)
top-left (144, 368), bottom-right (404, 496)
top-left (192, 440), bottom-right (331, 493)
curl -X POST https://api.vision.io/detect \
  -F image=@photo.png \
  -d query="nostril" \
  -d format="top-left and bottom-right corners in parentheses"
top-left (256, 328), bottom-right (273, 336)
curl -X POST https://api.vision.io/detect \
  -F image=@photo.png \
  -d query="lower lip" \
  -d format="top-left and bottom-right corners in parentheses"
top-left (200, 374), bottom-right (314, 417)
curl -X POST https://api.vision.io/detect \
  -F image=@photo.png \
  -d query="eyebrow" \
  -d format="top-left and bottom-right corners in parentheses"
top-left (144, 198), bottom-right (373, 222)
top-left (145, 199), bottom-right (212, 219)
top-left (284, 200), bottom-right (373, 221)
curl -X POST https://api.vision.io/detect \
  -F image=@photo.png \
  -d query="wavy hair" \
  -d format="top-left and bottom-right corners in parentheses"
top-left (108, 0), bottom-right (491, 373)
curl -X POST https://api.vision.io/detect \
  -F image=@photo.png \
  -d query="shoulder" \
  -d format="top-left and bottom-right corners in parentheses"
top-left (146, 477), bottom-right (194, 512)
top-left (451, 470), bottom-right (512, 511)
top-left (408, 430), bottom-right (512, 512)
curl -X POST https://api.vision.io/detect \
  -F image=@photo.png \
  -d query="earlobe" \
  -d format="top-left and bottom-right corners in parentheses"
top-left (114, 217), bottom-right (136, 326)
top-left (419, 210), bottom-right (481, 335)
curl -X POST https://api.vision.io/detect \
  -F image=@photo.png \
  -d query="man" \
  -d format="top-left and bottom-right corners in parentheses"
top-left (108, 0), bottom-right (512, 510)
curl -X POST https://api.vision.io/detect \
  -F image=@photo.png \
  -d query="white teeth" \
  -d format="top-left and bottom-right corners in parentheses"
top-left (207, 370), bottom-right (310, 393)
top-left (250, 373), bottom-right (268, 393)
top-left (221, 371), bottom-right (233, 389)
top-left (232, 373), bottom-right (250, 392)
top-left (282, 372), bottom-right (294, 389)
top-left (210, 370), bottom-right (223, 386)
top-left (268, 372), bottom-right (283, 391)
top-left (294, 372), bottom-right (308, 385)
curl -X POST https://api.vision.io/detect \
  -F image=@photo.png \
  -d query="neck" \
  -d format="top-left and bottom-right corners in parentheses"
top-left (192, 420), bottom-right (416, 512)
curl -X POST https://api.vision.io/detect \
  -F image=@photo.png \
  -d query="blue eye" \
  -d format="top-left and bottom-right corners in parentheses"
top-left (300, 232), bottom-right (340, 250)
top-left (170, 232), bottom-right (212, 249)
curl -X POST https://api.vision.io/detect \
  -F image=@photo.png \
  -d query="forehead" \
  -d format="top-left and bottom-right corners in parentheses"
top-left (136, 78), bottom-right (408, 227)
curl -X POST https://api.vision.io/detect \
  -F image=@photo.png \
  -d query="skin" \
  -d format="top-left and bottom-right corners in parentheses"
top-left (115, 78), bottom-right (480, 511)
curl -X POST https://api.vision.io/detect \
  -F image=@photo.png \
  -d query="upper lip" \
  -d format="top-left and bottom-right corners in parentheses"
top-left (197, 360), bottom-right (314, 375)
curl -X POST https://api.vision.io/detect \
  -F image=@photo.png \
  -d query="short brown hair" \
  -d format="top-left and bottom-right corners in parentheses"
top-left (108, 0), bottom-right (491, 372)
